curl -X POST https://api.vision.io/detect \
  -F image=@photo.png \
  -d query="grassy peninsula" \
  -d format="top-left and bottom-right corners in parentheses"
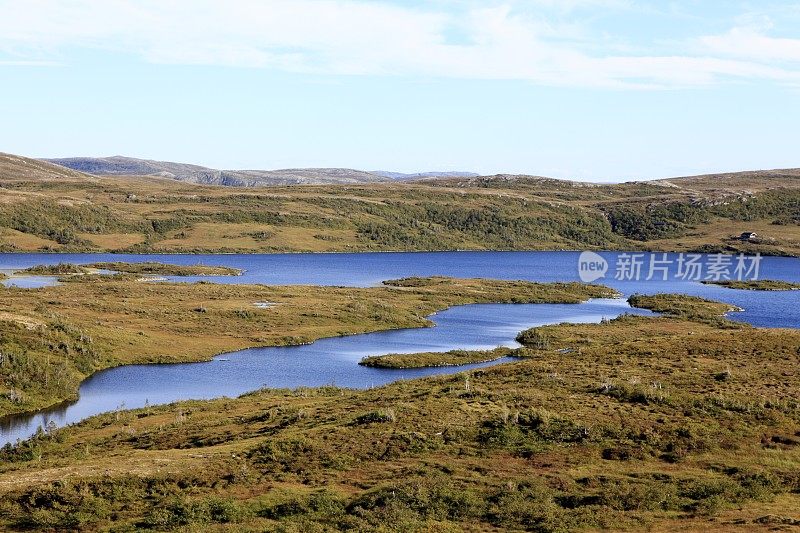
top-left (359, 347), bottom-right (519, 368)
top-left (0, 276), bottom-right (611, 417)
top-left (0, 294), bottom-right (797, 531)
top-left (627, 293), bottom-right (743, 326)
top-left (20, 263), bottom-right (91, 275)
top-left (87, 261), bottom-right (242, 276)
top-left (703, 279), bottom-right (800, 291)
top-left (19, 261), bottom-right (242, 277)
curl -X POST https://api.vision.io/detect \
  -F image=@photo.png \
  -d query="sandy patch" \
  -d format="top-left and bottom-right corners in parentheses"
top-left (0, 311), bottom-right (46, 329)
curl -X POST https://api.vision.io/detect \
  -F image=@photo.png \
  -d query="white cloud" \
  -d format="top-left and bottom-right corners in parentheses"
top-left (1, 0), bottom-right (799, 88)
top-left (698, 27), bottom-right (800, 63)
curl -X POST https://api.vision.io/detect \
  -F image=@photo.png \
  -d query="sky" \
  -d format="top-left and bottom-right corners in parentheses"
top-left (1, 0), bottom-right (799, 182)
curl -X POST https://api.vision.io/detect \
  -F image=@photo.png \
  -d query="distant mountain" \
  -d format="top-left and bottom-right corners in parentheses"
top-left (371, 170), bottom-right (480, 180)
top-left (37, 154), bottom-right (800, 191)
top-left (45, 156), bottom-right (392, 186)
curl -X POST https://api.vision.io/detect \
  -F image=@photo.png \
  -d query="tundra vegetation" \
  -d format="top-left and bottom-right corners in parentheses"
top-left (86, 261), bottom-right (242, 277)
top-left (0, 275), bottom-right (611, 416)
top-left (2, 153), bottom-right (800, 256)
top-left (20, 263), bottom-right (91, 275)
top-left (20, 262), bottom-right (242, 277)
top-left (359, 347), bottom-right (520, 368)
top-left (703, 279), bottom-right (800, 291)
top-left (2, 154), bottom-right (800, 530)
top-left (0, 291), bottom-right (797, 531)
top-left (626, 293), bottom-right (743, 327)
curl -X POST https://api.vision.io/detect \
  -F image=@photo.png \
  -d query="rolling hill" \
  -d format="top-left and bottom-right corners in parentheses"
top-left (45, 156), bottom-right (481, 185)
top-left (0, 151), bottom-right (798, 255)
top-left (0, 152), bottom-right (95, 183)
top-left (371, 170), bottom-right (480, 180)
top-left (44, 156), bottom-right (391, 186)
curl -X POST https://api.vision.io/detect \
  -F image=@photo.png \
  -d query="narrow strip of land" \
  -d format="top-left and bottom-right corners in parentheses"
top-left (702, 279), bottom-right (800, 291)
top-left (359, 347), bottom-right (519, 368)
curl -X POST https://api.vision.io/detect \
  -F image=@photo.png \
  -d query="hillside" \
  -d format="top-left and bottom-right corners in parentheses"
top-left (1, 152), bottom-right (799, 255)
top-left (659, 168), bottom-right (800, 193)
top-left (45, 156), bottom-right (391, 186)
top-left (0, 153), bottom-right (95, 183)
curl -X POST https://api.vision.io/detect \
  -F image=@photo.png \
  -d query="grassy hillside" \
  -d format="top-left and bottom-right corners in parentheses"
top-left (2, 152), bottom-right (799, 255)
top-left (1, 295), bottom-right (797, 531)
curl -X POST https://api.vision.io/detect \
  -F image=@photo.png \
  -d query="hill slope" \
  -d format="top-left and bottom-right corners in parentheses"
top-left (0, 152), bottom-right (798, 255)
top-left (45, 156), bottom-right (391, 186)
top-left (0, 152), bottom-right (95, 183)
top-left (371, 170), bottom-right (480, 180)
top-left (660, 168), bottom-right (800, 192)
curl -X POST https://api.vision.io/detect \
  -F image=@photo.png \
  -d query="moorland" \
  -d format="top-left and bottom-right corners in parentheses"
top-left (1, 152), bottom-right (799, 256)
top-left (0, 289), bottom-right (798, 531)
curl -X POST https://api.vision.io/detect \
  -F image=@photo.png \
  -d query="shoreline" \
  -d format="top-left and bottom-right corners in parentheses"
top-left (0, 284), bottom-right (617, 438)
top-left (0, 247), bottom-right (798, 258)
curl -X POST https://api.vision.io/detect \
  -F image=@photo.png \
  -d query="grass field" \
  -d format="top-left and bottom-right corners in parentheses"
top-left (0, 294), bottom-right (797, 531)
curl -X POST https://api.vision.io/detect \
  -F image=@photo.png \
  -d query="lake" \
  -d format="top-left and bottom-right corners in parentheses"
top-left (1, 251), bottom-right (798, 445)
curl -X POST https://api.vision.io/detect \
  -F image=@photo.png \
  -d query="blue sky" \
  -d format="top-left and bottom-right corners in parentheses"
top-left (1, 0), bottom-right (799, 181)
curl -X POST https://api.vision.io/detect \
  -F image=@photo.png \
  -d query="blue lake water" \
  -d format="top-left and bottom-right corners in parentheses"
top-left (2, 251), bottom-right (799, 327)
top-left (1, 298), bottom-right (649, 445)
top-left (1, 251), bottom-right (798, 445)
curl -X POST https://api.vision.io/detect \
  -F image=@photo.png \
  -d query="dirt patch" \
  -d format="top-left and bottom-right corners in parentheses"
top-left (0, 311), bottom-right (46, 330)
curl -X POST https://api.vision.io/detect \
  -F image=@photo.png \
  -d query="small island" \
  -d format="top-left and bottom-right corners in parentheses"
top-left (19, 261), bottom-right (242, 277)
top-left (627, 293), bottom-right (743, 324)
top-left (360, 347), bottom-right (519, 368)
top-left (88, 261), bottom-right (243, 276)
top-left (702, 279), bottom-right (800, 291)
top-left (20, 263), bottom-right (91, 275)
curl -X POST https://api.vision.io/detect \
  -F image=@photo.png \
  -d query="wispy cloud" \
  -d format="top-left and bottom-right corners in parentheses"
top-left (1, 0), bottom-right (799, 88)
top-left (698, 28), bottom-right (800, 63)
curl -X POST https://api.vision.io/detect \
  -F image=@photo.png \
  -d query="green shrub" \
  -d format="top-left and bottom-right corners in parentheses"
top-left (349, 477), bottom-right (484, 523)
top-left (353, 408), bottom-right (396, 424)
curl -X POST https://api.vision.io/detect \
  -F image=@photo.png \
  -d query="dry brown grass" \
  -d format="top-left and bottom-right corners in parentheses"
top-left (0, 309), bottom-right (797, 531)
top-left (0, 228), bottom-right (60, 250)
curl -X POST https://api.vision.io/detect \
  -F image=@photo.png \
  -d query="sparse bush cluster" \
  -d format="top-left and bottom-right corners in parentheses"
top-left (355, 199), bottom-right (620, 250)
top-left (2, 463), bottom-right (791, 532)
top-left (0, 201), bottom-right (139, 247)
top-left (516, 327), bottom-right (552, 349)
top-left (0, 318), bottom-right (100, 414)
top-left (603, 190), bottom-right (800, 242)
